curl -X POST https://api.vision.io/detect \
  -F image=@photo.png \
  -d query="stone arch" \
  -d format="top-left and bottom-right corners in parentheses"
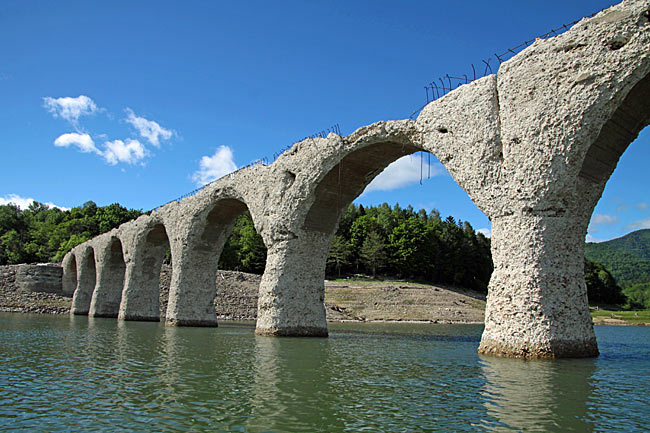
top-left (166, 197), bottom-right (256, 326)
top-left (118, 222), bottom-right (170, 322)
top-left (70, 246), bottom-right (96, 315)
top-left (89, 236), bottom-right (126, 318)
top-left (61, 253), bottom-right (77, 296)
top-left (256, 121), bottom-right (438, 337)
top-left (303, 140), bottom-right (422, 235)
top-left (578, 72), bottom-right (650, 199)
top-left (477, 1), bottom-right (650, 358)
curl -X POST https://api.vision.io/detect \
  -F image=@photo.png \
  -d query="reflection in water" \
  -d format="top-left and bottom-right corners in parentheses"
top-left (1, 315), bottom-right (649, 432)
top-left (479, 355), bottom-right (596, 432)
top-left (248, 336), bottom-right (344, 432)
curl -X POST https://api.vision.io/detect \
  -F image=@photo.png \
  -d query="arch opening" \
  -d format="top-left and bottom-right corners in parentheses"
top-left (579, 72), bottom-right (650, 185)
top-left (89, 237), bottom-right (126, 318)
top-left (299, 140), bottom-right (492, 324)
top-left (304, 141), bottom-right (420, 235)
top-left (166, 198), bottom-right (266, 326)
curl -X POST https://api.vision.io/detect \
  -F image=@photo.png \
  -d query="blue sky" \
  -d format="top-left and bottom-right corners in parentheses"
top-left (1, 0), bottom-right (647, 242)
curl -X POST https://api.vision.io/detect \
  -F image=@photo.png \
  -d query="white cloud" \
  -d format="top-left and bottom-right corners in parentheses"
top-left (590, 214), bottom-right (619, 225)
top-left (586, 233), bottom-right (602, 243)
top-left (192, 146), bottom-right (237, 186)
top-left (625, 218), bottom-right (650, 231)
top-left (103, 139), bottom-right (148, 165)
top-left (635, 202), bottom-right (648, 210)
top-left (54, 132), bottom-right (100, 154)
top-left (364, 154), bottom-right (445, 193)
top-left (43, 95), bottom-right (99, 128)
top-left (0, 194), bottom-right (69, 211)
top-left (125, 108), bottom-right (172, 147)
top-left (477, 228), bottom-right (491, 238)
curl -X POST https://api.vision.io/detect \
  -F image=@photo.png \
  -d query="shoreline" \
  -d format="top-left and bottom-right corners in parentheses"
top-left (1, 308), bottom-right (648, 327)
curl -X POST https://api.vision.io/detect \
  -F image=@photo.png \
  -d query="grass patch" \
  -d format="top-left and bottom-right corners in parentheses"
top-left (591, 309), bottom-right (650, 324)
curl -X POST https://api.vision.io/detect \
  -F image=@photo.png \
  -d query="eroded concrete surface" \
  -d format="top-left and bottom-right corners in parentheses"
top-left (64, 1), bottom-right (650, 358)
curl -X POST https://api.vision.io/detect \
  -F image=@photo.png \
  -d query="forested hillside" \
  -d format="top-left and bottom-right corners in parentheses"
top-left (585, 229), bottom-right (650, 308)
top-left (0, 201), bottom-right (142, 264)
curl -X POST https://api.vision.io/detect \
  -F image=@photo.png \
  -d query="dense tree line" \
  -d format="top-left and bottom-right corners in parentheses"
top-left (218, 204), bottom-right (493, 292)
top-left (584, 260), bottom-right (626, 306)
top-left (0, 199), bottom-right (636, 307)
top-left (0, 201), bottom-right (142, 264)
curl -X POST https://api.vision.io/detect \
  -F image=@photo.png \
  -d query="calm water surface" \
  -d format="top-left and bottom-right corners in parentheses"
top-left (0, 313), bottom-right (648, 432)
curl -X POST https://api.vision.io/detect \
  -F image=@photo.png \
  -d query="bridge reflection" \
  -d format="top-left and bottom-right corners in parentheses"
top-left (478, 355), bottom-right (597, 432)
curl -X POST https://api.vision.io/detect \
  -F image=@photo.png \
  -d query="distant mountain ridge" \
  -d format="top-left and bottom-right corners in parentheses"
top-left (585, 229), bottom-right (650, 287)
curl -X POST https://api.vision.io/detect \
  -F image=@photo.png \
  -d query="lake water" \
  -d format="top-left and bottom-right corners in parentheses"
top-left (0, 313), bottom-right (648, 432)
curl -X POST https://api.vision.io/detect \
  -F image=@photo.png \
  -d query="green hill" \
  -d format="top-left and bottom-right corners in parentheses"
top-left (585, 229), bottom-right (650, 287)
top-left (585, 229), bottom-right (650, 309)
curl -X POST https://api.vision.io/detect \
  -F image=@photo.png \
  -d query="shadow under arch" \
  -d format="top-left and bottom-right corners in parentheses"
top-left (70, 246), bottom-right (97, 315)
top-left (166, 197), bottom-right (260, 327)
top-left (119, 222), bottom-right (170, 322)
top-left (304, 140), bottom-right (422, 235)
top-left (579, 72), bottom-right (650, 202)
top-left (89, 237), bottom-right (126, 318)
top-left (61, 253), bottom-right (78, 296)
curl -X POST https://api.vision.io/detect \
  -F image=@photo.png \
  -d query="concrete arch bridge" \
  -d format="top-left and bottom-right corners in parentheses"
top-left (63, 1), bottom-right (650, 358)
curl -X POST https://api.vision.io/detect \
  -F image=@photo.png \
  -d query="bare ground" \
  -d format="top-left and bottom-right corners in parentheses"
top-left (0, 264), bottom-right (487, 323)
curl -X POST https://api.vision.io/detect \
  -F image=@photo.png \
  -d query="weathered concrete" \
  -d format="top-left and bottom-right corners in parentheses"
top-left (61, 0), bottom-right (650, 358)
top-left (89, 236), bottom-right (126, 318)
top-left (70, 246), bottom-right (96, 315)
top-left (118, 217), bottom-right (169, 322)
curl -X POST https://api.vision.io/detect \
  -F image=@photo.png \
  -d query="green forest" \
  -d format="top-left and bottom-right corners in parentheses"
top-left (0, 201), bottom-right (142, 264)
top-left (586, 229), bottom-right (650, 308)
top-left (219, 203), bottom-right (494, 291)
top-left (0, 200), bottom-right (637, 307)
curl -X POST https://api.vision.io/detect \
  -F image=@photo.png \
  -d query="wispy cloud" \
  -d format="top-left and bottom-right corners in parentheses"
top-left (192, 146), bottom-right (237, 186)
top-left (54, 132), bottom-right (100, 154)
top-left (585, 233), bottom-right (604, 243)
top-left (590, 214), bottom-right (619, 226)
top-left (43, 95), bottom-right (99, 129)
top-left (125, 108), bottom-right (173, 147)
top-left (364, 155), bottom-right (445, 193)
top-left (625, 218), bottom-right (650, 232)
top-left (635, 202), bottom-right (648, 210)
top-left (0, 194), bottom-right (69, 211)
top-left (103, 139), bottom-right (148, 165)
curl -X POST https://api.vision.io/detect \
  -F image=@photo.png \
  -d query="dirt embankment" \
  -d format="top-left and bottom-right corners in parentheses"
top-left (0, 264), bottom-right (487, 323)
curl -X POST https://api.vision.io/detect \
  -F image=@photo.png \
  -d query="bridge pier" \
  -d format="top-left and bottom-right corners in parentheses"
top-left (89, 238), bottom-right (126, 318)
top-left (118, 224), bottom-right (168, 322)
top-left (255, 233), bottom-right (330, 337)
top-left (70, 247), bottom-right (96, 316)
top-left (478, 212), bottom-right (598, 358)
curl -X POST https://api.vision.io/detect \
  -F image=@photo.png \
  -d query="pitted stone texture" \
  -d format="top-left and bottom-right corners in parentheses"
top-left (62, 0), bottom-right (650, 356)
top-left (15, 264), bottom-right (62, 294)
top-left (476, 0), bottom-right (650, 358)
top-left (89, 236), bottom-right (125, 318)
top-left (70, 246), bottom-right (96, 315)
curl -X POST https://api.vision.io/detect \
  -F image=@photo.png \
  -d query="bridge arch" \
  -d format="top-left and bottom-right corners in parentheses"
top-left (165, 195), bottom-right (263, 326)
top-left (89, 236), bottom-right (126, 318)
top-left (70, 246), bottom-right (96, 315)
top-left (118, 219), bottom-right (170, 322)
